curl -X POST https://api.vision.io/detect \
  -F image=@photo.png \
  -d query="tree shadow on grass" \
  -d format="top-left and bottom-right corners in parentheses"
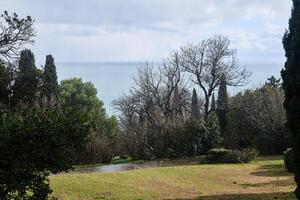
top-left (240, 179), bottom-right (293, 188)
top-left (171, 192), bottom-right (295, 200)
top-left (250, 163), bottom-right (293, 177)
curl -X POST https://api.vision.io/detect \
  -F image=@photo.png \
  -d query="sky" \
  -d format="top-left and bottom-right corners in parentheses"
top-left (0, 0), bottom-right (294, 114)
top-left (0, 0), bottom-right (292, 63)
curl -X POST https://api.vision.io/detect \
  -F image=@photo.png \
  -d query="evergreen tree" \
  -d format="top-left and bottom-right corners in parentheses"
top-left (211, 93), bottom-right (216, 111)
top-left (0, 64), bottom-right (11, 105)
top-left (281, 0), bottom-right (300, 198)
top-left (42, 55), bottom-right (58, 107)
top-left (265, 76), bottom-right (281, 89)
top-left (217, 74), bottom-right (228, 137)
top-left (191, 88), bottom-right (200, 119)
top-left (12, 49), bottom-right (39, 106)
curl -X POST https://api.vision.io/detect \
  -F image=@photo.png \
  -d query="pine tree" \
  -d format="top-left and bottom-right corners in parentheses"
top-left (211, 93), bottom-right (216, 111)
top-left (191, 88), bottom-right (200, 119)
top-left (281, 0), bottom-right (300, 198)
top-left (42, 55), bottom-right (58, 107)
top-left (217, 74), bottom-right (228, 137)
top-left (12, 49), bottom-right (39, 106)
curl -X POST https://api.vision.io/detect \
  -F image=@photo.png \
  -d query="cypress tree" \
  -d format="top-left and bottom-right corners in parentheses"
top-left (191, 88), bottom-right (200, 119)
top-left (12, 49), bottom-right (39, 106)
top-left (211, 93), bottom-right (216, 111)
top-left (217, 74), bottom-right (228, 137)
top-left (42, 55), bottom-right (58, 107)
top-left (281, 0), bottom-right (300, 198)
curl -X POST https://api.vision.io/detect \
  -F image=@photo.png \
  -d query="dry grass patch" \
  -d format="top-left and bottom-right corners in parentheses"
top-left (50, 156), bottom-right (296, 200)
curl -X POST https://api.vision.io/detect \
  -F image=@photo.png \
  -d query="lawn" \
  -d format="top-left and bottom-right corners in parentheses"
top-left (50, 156), bottom-right (296, 200)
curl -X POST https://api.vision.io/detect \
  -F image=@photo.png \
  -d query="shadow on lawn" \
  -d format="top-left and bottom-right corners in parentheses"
top-left (250, 163), bottom-right (293, 177)
top-left (239, 179), bottom-right (292, 188)
top-left (171, 192), bottom-right (295, 200)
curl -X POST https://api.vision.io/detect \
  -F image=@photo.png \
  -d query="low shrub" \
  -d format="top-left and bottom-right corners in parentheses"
top-left (284, 148), bottom-right (295, 173)
top-left (226, 148), bottom-right (258, 163)
top-left (206, 148), bottom-right (258, 164)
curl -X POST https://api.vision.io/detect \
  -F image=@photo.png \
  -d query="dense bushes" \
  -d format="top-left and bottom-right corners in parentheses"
top-left (284, 148), bottom-right (295, 173)
top-left (206, 148), bottom-right (258, 164)
top-left (0, 107), bottom-right (90, 199)
top-left (225, 85), bottom-right (290, 155)
top-left (59, 78), bottom-right (119, 164)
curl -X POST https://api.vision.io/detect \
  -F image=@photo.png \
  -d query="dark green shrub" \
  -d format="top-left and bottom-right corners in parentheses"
top-left (225, 148), bottom-right (258, 163)
top-left (284, 148), bottom-right (295, 173)
top-left (206, 148), bottom-right (258, 164)
top-left (206, 148), bottom-right (231, 163)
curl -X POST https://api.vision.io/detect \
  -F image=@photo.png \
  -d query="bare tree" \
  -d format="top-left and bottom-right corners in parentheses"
top-left (113, 56), bottom-right (191, 158)
top-left (179, 35), bottom-right (251, 120)
top-left (0, 11), bottom-right (35, 63)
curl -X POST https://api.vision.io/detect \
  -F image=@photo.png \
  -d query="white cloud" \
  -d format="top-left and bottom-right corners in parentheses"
top-left (0, 0), bottom-right (293, 63)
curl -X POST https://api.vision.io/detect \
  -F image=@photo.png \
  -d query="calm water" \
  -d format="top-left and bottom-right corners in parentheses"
top-left (70, 158), bottom-right (202, 174)
top-left (56, 61), bottom-right (284, 115)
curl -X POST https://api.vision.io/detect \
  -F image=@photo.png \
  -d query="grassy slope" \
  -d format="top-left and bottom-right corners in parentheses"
top-left (50, 157), bottom-right (296, 200)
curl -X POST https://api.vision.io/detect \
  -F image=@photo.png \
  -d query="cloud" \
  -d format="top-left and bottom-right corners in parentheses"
top-left (0, 0), bottom-right (293, 63)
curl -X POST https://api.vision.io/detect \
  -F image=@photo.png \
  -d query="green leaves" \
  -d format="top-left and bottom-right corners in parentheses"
top-left (0, 107), bottom-right (90, 199)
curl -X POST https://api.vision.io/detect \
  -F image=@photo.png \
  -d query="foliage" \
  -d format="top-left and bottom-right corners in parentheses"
top-left (59, 78), bottom-right (119, 164)
top-left (204, 112), bottom-right (223, 151)
top-left (191, 88), bottom-right (201, 119)
top-left (281, 0), bottom-right (300, 198)
top-left (0, 64), bottom-right (10, 105)
top-left (284, 148), bottom-right (295, 173)
top-left (0, 11), bottom-right (118, 200)
top-left (217, 73), bottom-right (228, 136)
top-left (265, 76), bottom-right (281, 89)
top-left (42, 55), bottom-right (59, 107)
top-left (59, 78), bottom-right (106, 126)
top-left (206, 148), bottom-right (258, 164)
top-left (12, 49), bottom-right (40, 106)
top-left (0, 107), bottom-right (90, 199)
top-left (225, 85), bottom-right (290, 155)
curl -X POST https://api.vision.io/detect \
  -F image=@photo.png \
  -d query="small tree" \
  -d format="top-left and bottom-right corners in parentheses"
top-left (12, 49), bottom-right (40, 106)
top-left (281, 0), bottom-right (300, 198)
top-left (191, 88), bottom-right (200, 119)
top-left (217, 74), bottom-right (229, 137)
top-left (42, 55), bottom-right (59, 107)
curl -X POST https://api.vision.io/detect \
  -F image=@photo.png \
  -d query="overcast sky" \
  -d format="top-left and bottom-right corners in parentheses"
top-left (0, 0), bottom-right (293, 64)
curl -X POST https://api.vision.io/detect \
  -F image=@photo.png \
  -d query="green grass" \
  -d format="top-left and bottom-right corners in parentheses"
top-left (50, 156), bottom-right (296, 200)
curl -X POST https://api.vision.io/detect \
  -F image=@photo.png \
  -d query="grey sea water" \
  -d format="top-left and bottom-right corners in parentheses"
top-left (56, 61), bottom-right (284, 115)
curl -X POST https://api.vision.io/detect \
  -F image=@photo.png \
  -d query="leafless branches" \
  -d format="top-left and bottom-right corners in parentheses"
top-left (0, 11), bottom-right (36, 64)
top-left (179, 35), bottom-right (251, 119)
